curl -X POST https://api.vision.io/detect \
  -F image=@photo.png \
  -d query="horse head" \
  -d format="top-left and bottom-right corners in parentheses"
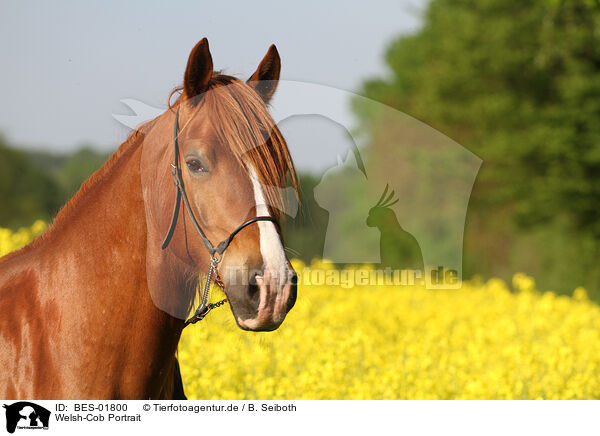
top-left (141, 39), bottom-right (297, 331)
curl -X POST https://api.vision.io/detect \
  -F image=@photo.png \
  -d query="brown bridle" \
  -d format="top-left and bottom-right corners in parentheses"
top-left (161, 106), bottom-right (280, 326)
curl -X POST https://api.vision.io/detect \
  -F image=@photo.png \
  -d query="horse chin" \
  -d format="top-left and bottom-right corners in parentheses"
top-left (236, 316), bottom-right (284, 332)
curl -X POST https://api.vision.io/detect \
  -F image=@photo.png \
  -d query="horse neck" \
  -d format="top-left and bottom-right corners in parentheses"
top-left (27, 132), bottom-right (186, 397)
top-left (38, 133), bottom-right (149, 277)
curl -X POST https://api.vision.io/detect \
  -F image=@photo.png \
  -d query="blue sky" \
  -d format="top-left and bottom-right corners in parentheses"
top-left (0, 0), bottom-right (425, 170)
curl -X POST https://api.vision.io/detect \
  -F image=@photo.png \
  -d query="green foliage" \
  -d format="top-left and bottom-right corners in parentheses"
top-left (282, 173), bottom-right (329, 262)
top-left (0, 137), bottom-right (109, 229)
top-left (0, 136), bottom-right (63, 228)
top-left (28, 146), bottom-right (110, 198)
top-left (353, 0), bottom-right (600, 294)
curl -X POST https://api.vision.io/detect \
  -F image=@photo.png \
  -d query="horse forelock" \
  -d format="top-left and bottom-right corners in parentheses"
top-left (171, 74), bottom-right (299, 217)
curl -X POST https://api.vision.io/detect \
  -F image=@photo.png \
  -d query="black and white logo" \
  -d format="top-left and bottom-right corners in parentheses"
top-left (3, 402), bottom-right (50, 434)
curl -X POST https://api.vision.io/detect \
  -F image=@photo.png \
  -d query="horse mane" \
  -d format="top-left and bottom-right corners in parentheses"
top-left (171, 73), bottom-right (299, 216)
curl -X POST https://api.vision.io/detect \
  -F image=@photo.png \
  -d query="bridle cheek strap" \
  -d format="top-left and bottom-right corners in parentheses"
top-left (161, 106), bottom-right (280, 255)
top-left (160, 106), bottom-right (280, 326)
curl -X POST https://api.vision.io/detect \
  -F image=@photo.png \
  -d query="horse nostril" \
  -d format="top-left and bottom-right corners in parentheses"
top-left (286, 272), bottom-right (298, 312)
top-left (247, 274), bottom-right (262, 307)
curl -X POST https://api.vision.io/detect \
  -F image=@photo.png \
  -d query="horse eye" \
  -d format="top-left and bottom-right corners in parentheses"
top-left (186, 159), bottom-right (207, 173)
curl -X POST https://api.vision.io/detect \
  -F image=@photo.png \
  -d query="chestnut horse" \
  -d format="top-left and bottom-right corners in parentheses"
top-left (0, 38), bottom-right (298, 399)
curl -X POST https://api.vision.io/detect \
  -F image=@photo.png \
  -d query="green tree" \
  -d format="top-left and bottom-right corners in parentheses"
top-left (0, 136), bottom-right (110, 229)
top-left (282, 173), bottom-right (330, 263)
top-left (27, 146), bottom-right (110, 198)
top-left (0, 136), bottom-right (63, 228)
top-left (353, 0), bottom-right (600, 293)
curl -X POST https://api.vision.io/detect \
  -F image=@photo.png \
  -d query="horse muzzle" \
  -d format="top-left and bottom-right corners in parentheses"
top-left (235, 269), bottom-right (297, 331)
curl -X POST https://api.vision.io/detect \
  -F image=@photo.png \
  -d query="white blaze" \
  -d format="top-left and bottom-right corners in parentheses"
top-left (248, 167), bottom-right (288, 283)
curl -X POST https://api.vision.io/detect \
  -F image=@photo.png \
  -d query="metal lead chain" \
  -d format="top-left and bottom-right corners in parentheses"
top-left (201, 256), bottom-right (219, 308)
top-left (183, 256), bottom-right (228, 327)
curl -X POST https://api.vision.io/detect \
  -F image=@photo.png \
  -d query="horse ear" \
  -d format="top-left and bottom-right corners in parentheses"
top-left (183, 38), bottom-right (213, 100)
top-left (247, 44), bottom-right (281, 103)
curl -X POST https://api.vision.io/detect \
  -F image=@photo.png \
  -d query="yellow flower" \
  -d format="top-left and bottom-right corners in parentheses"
top-left (3, 224), bottom-right (598, 399)
top-left (512, 272), bottom-right (536, 293)
top-left (0, 221), bottom-right (47, 257)
top-left (178, 263), bottom-right (600, 400)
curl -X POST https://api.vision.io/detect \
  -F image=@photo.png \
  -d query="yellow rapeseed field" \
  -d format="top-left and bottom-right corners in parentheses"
top-left (179, 259), bottom-right (600, 399)
top-left (2, 223), bottom-right (599, 399)
top-left (0, 220), bottom-right (47, 257)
